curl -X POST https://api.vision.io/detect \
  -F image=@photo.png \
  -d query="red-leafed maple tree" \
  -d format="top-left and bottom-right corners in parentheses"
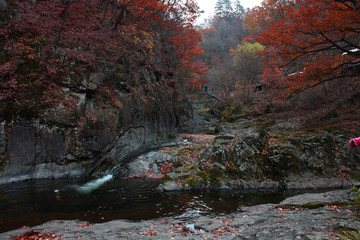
top-left (0, 0), bottom-right (206, 120)
top-left (245, 0), bottom-right (360, 98)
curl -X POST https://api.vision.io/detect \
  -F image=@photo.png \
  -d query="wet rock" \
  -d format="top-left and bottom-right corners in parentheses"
top-left (126, 151), bottom-right (177, 176)
top-left (280, 189), bottom-right (355, 206)
top-left (158, 181), bottom-right (183, 191)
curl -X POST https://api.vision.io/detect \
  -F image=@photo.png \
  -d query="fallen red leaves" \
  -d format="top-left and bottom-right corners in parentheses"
top-left (160, 161), bottom-right (174, 174)
top-left (11, 230), bottom-right (62, 240)
top-left (138, 230), bottom-right (159, 236)
top-left (180, 134), bottom-right (216, 144)
top-left (77, 222), bottom-right (92, 228)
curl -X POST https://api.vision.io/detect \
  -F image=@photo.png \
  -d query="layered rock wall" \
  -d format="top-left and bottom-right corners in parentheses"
top-left (0, 67), bottom-right (189, 184)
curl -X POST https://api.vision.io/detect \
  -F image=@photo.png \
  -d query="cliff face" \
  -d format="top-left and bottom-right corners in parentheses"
top-left (0, 66), bottom-right (191, 184)
top-left (0, 0), bottom-right (204, 184)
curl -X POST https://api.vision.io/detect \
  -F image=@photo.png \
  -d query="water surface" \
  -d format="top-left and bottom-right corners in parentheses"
top-left (0, 177), bottom-right (321, 233)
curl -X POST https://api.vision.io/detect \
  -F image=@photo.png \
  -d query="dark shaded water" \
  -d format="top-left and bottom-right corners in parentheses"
top-left (0, 176), bottom-right (319, 233)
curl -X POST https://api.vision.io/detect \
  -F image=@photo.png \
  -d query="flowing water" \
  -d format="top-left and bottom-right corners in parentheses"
top-left (0, 176), bottom-right (321, 233)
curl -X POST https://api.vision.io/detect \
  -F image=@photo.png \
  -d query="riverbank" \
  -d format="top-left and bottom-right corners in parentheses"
top-left (1, 189), bottom-right (359, 240)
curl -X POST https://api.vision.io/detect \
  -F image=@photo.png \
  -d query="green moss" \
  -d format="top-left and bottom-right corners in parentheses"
top-left (197, 108), bottom-right (210, 114)
top-left (196, 171), bottom-right (209, 181)
top-left (220, 105), bottom-right (248, 122)
top-left (335, 227), bottom-right (359, 232)
top-left (185, 175), bottom-right (204, 187)
top-left (161, 174), bottom-right (172, 183)
top-left (352, 185), bottom-right (360, 203)
top-left (207, 169), bottom-right (225, 185)
top-left (351, 174), bottom-right (360, 182)
top-left (333, 228), bottom-right (360, 240)
top-left (173, 160), bottom-right (184, 168)
top-left (186, 163), bottom-right (198, 170)
top-left (112, 161), bottom-right (120, 168)
top-left (94, 166), bottom-right (107, 173)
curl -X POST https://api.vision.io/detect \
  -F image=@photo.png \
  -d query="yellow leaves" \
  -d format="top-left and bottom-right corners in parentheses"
top-left (231, 42), bottom-right (265, 66)
top-left (119, 25), bottom-right (157, 55)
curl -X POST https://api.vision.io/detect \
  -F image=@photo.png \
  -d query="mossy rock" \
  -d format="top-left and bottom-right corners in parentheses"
top-left (220, 105), bottom-right (247, 122)
top-left (184, 174), bottom-right (209, 189)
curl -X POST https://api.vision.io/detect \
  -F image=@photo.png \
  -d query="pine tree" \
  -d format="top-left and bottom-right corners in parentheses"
top-left (215, 0), bottom-right (233, 18)
top-left (223, 0), bottom-right (233, 16)
top-left (215, 0), bottom-right (225, 17)
top-left (234, 0), bottom-right (244, 14)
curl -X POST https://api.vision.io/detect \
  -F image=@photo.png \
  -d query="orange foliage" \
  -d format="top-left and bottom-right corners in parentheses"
top-left (168, 27), bottom-right (208, 86)
top-left (245, 0), bottom-right (360, 98)
top-left (0, 0), bottom-right (206, 118)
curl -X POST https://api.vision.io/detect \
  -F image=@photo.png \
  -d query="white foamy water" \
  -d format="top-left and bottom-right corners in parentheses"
top-left (70, 174), bottom-right (113, 194)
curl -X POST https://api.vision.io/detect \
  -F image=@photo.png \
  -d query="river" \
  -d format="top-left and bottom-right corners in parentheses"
top-left (0, 176), bottom-right (331, 233)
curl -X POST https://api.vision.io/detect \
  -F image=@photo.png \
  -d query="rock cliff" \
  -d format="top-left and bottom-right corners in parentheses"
top-left (0, 66), bottom-right (191, 184)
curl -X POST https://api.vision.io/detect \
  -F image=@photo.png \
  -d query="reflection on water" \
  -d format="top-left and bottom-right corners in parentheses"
top-left (0, 177), bottom-right (320, 233)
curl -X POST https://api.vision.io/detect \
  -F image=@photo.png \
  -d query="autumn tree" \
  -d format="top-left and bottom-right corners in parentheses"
top-left (0, 0), bottom-right (206, 119)
top-left (245, 0), bottom-right (292, 36)
top-left (230, 42), bottom-right (264, 85)
top-left (198, 0), bottom-right (248, 92)
top-left (245, 0), bottom-right (360, 98)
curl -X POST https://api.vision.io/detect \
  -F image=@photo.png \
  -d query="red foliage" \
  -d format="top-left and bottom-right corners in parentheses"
top-left (245, 0), bottom-right (360, 98)
top-left (0, 0), bottom-right (206, 118)
top-left (11, 230), bottom-right (62, 240)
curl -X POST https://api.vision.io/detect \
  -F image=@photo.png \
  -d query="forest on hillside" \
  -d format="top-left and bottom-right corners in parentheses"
top-left (0, 0), bottom-right (359, 127)
top-left (195, 0), bottom-right (360, 130)
top-left (0, 0), bottom-right (206, 122)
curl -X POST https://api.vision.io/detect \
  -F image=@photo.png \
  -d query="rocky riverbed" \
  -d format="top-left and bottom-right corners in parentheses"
top-left (1, 189), bottom-right (359, 240)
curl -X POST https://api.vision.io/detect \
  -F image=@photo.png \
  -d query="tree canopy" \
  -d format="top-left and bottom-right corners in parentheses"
top-left (245, 0), bottom-right (360, 98)
top-left (0, 0), bottom-right (207, 119)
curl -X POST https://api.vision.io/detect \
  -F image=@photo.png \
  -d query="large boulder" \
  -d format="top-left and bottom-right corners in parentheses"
top-left (207, 128), bottom-right (360, 188)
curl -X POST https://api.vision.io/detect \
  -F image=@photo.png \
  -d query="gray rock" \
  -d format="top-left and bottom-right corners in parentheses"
top-left (280, 189), bottom-right (355, 206)
top-left (158, 181), bottom-right (183, 191)
top-left (1, 123), bottom-right (36, 178)
top-left (126, 151), bottom-right (176, 176)
top-left (32, 162), bottom-right (85, 179)
top-left (0, 64), bottom-right (186, 184)
top-left (0, 0), bottom-right (7, 11)
top-left (82, 72), bottom-right (105, 91)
